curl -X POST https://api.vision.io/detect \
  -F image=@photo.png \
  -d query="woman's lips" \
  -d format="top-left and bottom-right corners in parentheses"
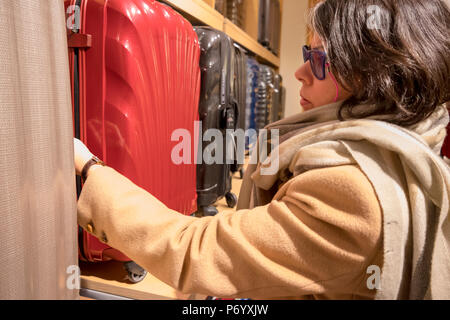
top-left (300, 95), bottom-right (312, 107)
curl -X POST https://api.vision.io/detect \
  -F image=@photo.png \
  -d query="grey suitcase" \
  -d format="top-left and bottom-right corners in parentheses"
top-left (258, 0), bottom-right (281, 56)
top-left (270, 0), bottom-right (281, 56)
top-left (258, 65), bottom-right (275, 127)
top-left (245, 57), bottom-right (260, 151)
top-left (280, 86), bottom-right (286, 120)
top-left (227, 0), bottom-right (245, 28)
top-left (255, 77), bottom-right (268, 131)
top-left (215, 0), bottom-right (226, 16)
top-left (194, 27), bottom-right (239, 216)
top-left (230, 43), bottom-right (248, 178)
top-left (272, 74), bottom-right (282, 122)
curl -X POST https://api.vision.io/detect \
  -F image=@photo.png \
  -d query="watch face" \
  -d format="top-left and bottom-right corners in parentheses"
top-left (92, 156), bottom-right (104, 165)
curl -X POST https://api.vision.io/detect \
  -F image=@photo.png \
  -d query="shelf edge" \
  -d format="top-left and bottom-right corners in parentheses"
top-left (162, 0), bottom-right (224, 31)
top-left (223, 19), bottom-right (280, 68)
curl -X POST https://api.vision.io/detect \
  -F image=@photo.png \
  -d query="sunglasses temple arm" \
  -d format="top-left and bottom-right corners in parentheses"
top-left (327, 64), bottom-right (340, 102)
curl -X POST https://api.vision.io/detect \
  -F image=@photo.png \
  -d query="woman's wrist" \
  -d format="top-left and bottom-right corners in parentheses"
top-left (86, 164), bottom-right (103, 178)
top-left (74, 138), bottom-right (96, 175)
top-left (81, 156), bottom-right (105, 181)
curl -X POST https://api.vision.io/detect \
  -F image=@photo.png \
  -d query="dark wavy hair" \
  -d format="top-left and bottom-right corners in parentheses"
top-left (309, 0), bottom-right (450, 126)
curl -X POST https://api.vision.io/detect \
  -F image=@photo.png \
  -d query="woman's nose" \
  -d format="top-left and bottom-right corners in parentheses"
top-left (295, 62), bottom-right (313, 86)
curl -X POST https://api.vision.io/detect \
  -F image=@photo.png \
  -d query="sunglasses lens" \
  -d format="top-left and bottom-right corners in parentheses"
top-left (302, 46), bottom-right (308, 63)
top-left (311, 51), bottom-right (325, 80)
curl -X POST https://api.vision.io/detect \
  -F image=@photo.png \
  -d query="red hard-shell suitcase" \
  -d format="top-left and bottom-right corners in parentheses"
top-left (65, 0), bottom-right (201, 282)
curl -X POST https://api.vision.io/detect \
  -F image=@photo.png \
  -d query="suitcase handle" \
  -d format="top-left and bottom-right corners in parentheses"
top-left (68, 33), bottom-right (92, 49)
top-left (225, 99), bottom-right (239, 130)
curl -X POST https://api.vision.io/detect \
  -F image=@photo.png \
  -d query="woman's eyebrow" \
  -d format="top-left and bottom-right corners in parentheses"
top-left (312, 45), bottom-right (325, 50)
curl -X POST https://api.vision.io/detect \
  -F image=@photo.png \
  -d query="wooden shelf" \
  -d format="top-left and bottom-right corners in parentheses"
top-left (162, 0), bottom-right (224, 31)
top-left (162, 0), bottom-right (280, 68)
top-left (80, 261), bottom-right (206, 300)
top-left (223, 18), bottom-right (280, 67)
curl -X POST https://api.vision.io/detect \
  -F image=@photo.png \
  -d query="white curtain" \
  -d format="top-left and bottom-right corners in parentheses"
top-left (0, 0), bottom-right (78, 299)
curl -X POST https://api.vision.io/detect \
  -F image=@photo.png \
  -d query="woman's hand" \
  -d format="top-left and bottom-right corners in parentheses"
top-left (74, 138), bottom-right (94, 176)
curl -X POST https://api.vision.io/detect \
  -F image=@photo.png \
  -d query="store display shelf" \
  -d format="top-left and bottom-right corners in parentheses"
top-left (79, 261), bottom-right (206, 300)
top-left (162, 0), bottom-right (280, 68)
top-left (223, 18), bottom-right (280, 67)
top-left (162, 0), bottom-right (224, 31)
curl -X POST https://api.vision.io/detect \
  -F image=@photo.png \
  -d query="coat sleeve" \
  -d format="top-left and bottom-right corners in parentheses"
top-left (77, 165), bottom-right (382, 298)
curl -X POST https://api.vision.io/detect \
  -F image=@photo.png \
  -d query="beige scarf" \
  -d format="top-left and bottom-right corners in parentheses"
top-left (238, 102), bottom-right (450, 299)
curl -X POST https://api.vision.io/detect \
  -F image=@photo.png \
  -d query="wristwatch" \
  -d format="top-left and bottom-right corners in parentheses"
top-left (81, 156), bottom-right (105, 182)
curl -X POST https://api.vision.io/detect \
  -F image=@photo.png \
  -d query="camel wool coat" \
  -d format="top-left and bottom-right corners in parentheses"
top-left (77, 163), bottom-right (383, 300)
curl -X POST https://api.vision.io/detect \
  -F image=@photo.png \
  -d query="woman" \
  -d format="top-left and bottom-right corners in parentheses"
top-left (74, 0), bottom-right (450, 299)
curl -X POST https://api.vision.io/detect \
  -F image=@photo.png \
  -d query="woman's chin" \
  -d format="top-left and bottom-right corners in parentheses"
top-left (301, 102), bottom-right (315, 111)
top-left (300, 97), bottom-right (314, 110)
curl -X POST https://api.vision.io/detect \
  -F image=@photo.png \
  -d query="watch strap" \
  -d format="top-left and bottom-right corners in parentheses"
top-left (81, 156), bottom-right (105, 182)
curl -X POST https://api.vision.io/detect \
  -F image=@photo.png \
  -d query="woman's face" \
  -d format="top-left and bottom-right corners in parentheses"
top-left (295, 33), bottom-right (352, 111)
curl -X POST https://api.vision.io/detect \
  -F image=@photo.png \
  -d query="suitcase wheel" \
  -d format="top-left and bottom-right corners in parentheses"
top-left (225, 192), bottom-right (238, 208)
top-left (239, 168), bottom-right (244, 180)
top-left (201, 206), bottom-right (219, 217)
top-left (124, 261), bottom-right (147, 283)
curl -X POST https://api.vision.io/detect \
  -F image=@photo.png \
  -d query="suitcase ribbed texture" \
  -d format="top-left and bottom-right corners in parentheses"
top-left (69, 0), bottom-right (200, 216)
top-left (67, 0), bottom-right (200, 265)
